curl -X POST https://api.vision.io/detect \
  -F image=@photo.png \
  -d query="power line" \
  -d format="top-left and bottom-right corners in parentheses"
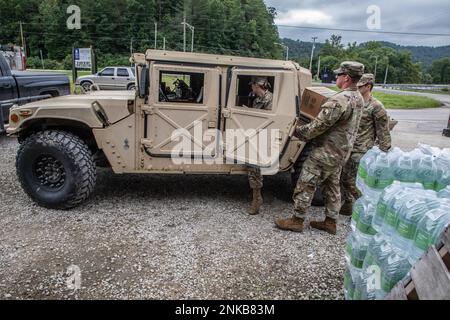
top-left (276, 24), bottom-right (450, 37)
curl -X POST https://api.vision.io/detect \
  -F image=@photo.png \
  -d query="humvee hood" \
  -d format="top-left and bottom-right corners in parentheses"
top-left (7, 91), bottom-right (136, 134)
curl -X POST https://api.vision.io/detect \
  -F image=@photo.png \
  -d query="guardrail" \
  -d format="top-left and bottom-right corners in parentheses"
top-left (380, 84), bottom-right (450, 91)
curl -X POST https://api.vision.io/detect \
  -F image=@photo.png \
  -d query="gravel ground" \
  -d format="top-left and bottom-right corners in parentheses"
top-left (0, 134), bottom-right (351, 300)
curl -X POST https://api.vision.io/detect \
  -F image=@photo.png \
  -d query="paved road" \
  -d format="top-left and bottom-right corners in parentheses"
top-left (388, 106), bottom-right (450, 150)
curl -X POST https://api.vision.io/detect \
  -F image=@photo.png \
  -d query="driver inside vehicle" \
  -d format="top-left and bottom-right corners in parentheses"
top-left (248, 77), bottom-right (273, 110)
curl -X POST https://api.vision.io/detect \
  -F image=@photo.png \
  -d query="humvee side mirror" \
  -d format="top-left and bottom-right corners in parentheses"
top-left (138, 65), bottom-right (149, 98)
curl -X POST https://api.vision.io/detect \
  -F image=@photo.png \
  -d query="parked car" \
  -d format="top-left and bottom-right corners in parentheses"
top-left (75, 66), bottom-right (136, 91)
top-left (0, 54), bottom-right (70, 134)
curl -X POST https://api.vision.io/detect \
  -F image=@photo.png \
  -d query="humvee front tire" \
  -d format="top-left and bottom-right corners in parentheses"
top-left (16, 130), bottom-right (96, 209)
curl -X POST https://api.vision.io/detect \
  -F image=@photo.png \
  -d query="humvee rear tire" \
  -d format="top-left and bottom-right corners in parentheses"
top-left (291, 142), bottom-right (324, 207)
top-left (16, 130), bottom-right (96, 209)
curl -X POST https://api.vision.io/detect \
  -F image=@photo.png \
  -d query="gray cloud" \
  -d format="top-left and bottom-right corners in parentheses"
top-left (264, 0), bottom-right (450, 46)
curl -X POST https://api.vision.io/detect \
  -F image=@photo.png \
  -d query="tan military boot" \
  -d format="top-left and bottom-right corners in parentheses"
top-left (310, 217), bottom-right (337, 235)
top-left (274, 216), bottom-right (304, 232)
top-left (339, 202), bottom-right (353, 216)
top-left (247, 188), bottom-right (263, 215)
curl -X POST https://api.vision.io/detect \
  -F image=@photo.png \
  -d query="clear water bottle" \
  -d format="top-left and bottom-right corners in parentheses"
top-left (435, 151), bottom-right (450, 190)
top-left (380, 249), bottom-right (412, 296)
top-left (356, 202), bottom-right (377, 236)
top-left (416, 155), bottom-right (438, 190)
top-left (365, 153), bottom-right (393, 202)
top-left (382, 189), bottom-right (414, 237)
top-left (358, 146), bottom-right (380, 182)
top-left (387, 147), bottom-right (403, 164)
top-left (394, 153), bottom-right (415, 183)
top-left (438, 186), bottom-right (450, 199)
top-left (349, 229), bottom-right (371, 269)
top-left (353, 269), bottom-right (367, 300)
top-left (393, 198), bottom-right (437, 254)
top-left (344, 266), bottom-right (356, 300)
top-left (372, 182), bottom-right (404, 233)
top-left (345, 233), bottom-right (355, 265)
top-left (417, 143), bottom-right (441, 156)
top-left (410, 208), bottom-right (450, 264)
top-left (351, 197), bottom-right (366, 232)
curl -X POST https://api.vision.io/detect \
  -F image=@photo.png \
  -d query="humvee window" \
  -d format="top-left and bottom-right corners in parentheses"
top-left (235, 75), bottom-right (275, 109)
top-left (159, 71), bottom-right (204, 104)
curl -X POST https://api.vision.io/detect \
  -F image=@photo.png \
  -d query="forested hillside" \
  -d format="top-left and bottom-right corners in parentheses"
top-left (0, 0), bottom-right (282, 64)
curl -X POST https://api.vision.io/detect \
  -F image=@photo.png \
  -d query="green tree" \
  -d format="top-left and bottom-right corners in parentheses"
top-left (429, 58), bottom-right (450, 84)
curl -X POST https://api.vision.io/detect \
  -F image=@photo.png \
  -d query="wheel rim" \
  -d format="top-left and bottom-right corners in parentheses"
top-left (82, 83), bottom-right (91, 91)
top-left (33, 155), bottom-right (66, 191)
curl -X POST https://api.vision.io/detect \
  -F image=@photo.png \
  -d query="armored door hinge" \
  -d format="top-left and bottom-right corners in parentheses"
top-left (222, 108), bottom-right (231, 118)
top-left (141, 138), bottom-right (153, 147)
top-left (141, 105), bottom-right (154, 115)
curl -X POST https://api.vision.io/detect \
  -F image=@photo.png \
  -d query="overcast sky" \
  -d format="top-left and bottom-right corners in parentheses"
top-left (264, 0), bottom-right (450, 47)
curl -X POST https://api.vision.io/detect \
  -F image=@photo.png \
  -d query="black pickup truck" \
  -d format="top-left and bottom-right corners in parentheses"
top-left (0, 54), bottom-right (70, 133)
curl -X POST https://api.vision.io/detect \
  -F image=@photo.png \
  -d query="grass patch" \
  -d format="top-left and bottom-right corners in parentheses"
top-left (327, 86), bottom-right (442, 109)
top-left (372, 92), bottom-right (442, 109)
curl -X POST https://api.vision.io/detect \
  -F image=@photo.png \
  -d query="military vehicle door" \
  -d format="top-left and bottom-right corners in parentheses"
top-left (143, 64), bottom-right (220, 158)
top-left (222, 68), bottom-right (296, 169)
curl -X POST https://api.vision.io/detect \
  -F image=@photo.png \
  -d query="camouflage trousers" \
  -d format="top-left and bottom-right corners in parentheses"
top-left (293, 157), bottom-right (343, 220)
top-left (248, 167), bottom-right (263, 189)
top-left (340, 152), bottom-right (364, 207)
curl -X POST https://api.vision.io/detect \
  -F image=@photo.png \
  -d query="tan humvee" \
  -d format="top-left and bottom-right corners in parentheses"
top-left (7, 50), bottom-right (330, 209)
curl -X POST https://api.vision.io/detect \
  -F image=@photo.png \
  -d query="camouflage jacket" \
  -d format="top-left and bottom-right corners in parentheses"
top-left (353, 96), bottom-right (391, 153)
top-left (295, 87), bottom-right (364, 167)
top-left (253, 90), bottom-right (273, 110)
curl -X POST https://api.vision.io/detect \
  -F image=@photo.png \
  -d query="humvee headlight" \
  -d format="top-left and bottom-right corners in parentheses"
top-left (10, 113), bottom-right (19, 123)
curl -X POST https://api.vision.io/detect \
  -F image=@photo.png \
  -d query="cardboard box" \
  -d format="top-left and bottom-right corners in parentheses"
top-left (300, 87), bottom-right (336, 119)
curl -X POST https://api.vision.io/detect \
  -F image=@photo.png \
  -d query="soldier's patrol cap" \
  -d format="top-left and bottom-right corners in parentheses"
top-left (249, 77), bottom-right (268, 85)
top-left (334, 61), bottom-right (364, 77)
top-left (357, 73), bottom-right (375, 87)
top-left (249, 77), bottom-right (271, 89)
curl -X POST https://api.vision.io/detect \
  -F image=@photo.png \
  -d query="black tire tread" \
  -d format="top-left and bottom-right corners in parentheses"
top-left (16, 130), bottom-right (96, 209)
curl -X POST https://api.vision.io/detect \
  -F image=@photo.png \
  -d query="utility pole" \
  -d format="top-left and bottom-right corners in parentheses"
top-left (316, 56), bottom-right (321, 81)
top-left (39, 50), bottom-right (44, 69)
top-left (182, 16), bottom-right (186, 52)
top-left (374, 56), bottom-right (378, 82)
top-left (130, 38), bottom-right (133, 66)
top-left (274, 42), bottom-right (289, 61)
top-left (19, 21), bottom-right (26, 57)
top-left (154, 22), bottom-right (158, 49)
top-left (384, 62), bottom-right (389, 85)
top-left (309, 36), bottom-right (317, 71)
top-left (181, 19), bottom-right (195, 52)
top-left (163, 37), bottom-right (166, 51)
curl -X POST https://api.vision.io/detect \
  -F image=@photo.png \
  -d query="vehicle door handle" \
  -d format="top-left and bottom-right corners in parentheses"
top-left (1, 83), bottom-right (11, 89)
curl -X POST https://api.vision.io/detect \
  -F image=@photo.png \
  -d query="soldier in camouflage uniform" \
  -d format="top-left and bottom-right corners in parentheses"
top-left (275, 62), bottom-right (365, 234)
top-left (339, 73), bottom-right (392, 215)
top-left (247, 77), bottom-right (273, 215)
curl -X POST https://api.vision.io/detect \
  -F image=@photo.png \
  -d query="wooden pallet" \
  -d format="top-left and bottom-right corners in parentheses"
top-left (386, 226), bottom-right (450, 300)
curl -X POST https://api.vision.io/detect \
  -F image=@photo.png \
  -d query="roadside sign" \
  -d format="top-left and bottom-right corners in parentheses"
top-left (74, 48), bottom-right (92, 69)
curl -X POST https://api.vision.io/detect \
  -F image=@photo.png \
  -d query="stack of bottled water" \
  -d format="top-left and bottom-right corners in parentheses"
top-left (344, 144), bottom-right (450, 300)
